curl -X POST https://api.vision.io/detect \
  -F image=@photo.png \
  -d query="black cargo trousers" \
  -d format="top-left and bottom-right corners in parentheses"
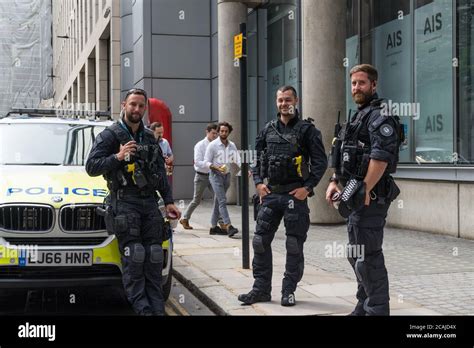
top-left (347, 199), bottom-right (391, 315)
top-left (106, 192), bottom-right (165, 316)
top-left (252, 192), bottom-right (310, 295)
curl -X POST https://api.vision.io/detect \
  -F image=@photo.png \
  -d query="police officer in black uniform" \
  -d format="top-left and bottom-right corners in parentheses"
top-left (238, 86), bottom-right (327, 307)
top-left (326, 64), bottom-right (401, 316)
top-left (86, 89), bottom-right (181, 316)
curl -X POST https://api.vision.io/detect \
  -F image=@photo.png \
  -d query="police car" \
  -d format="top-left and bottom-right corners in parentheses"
top-left (0, 109), bottom-right (173, 300)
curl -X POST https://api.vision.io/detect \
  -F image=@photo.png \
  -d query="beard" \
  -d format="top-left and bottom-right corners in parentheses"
top-left (125, 110), bottom-right (142, 124)
top-left (352, 91), bottom-right (373, 105)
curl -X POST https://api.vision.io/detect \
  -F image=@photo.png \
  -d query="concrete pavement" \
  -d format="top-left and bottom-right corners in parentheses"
top-left (170, 200), bottom-right (474, 316)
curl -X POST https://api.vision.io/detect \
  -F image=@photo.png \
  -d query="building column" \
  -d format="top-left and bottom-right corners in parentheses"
top-left (217, 0), bottom-right (247, 204)
top-left (85, 54), bottom-right (96, 109)
top-left (71, 81), bottom-right (75, 106)
top-left (67, 89), bottom-right (71, 106)
top-left (302, 0), bottom-right (346, 223)
top-left (96, 39), bottom-right (109, 111)
top-left (110, 0), bottom-right (121, 119)
top-left (78, 67), bottom-right (86, 104)
top-left (75, 79), bottom-right (80, 105)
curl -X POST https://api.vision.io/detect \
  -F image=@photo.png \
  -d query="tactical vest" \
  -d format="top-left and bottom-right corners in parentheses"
top-left (260, 118), bottom-right (310, 186)
top-left (104, 122), bottom-right (166, 192)
top-left (336, 100), bottom-right (403, 182)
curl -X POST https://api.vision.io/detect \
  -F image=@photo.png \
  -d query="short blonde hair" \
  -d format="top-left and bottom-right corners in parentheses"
top-left (350, 64), bottom-right (378, 82)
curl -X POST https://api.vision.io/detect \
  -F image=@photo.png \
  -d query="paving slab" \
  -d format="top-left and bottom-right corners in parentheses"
top-left (170, 200), bottom-right (473, 315)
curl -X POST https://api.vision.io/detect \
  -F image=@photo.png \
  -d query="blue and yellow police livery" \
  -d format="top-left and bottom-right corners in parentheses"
top-left (0, 112), bottom-right (173, 299)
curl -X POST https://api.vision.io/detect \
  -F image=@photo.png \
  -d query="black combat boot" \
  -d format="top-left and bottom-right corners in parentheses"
top-left (347, 301), bottom-right (366, 316)
top-left (238, 290), bottom-right (271, 305)
top-left (281, 292), bottom-right (296, 307)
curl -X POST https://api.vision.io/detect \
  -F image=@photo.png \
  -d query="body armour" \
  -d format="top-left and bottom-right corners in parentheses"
top-left (332, 98), bottom-right (403, 184)
top-left (260, 118), bottom-right (311, 186)
top-left (104, 122), bottom-right (166, 192)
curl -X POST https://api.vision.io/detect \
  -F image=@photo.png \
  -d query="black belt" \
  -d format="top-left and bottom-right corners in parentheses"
top-left (196, 171), bottom-right (209, 176)
top-left (116, 188), bottom-right (156, 199)
top-left (269, 182), bottom-right (302, 194)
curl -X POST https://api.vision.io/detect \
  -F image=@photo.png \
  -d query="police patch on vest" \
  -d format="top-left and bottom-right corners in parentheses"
top-left (380, 124), bottom-right (394, 137)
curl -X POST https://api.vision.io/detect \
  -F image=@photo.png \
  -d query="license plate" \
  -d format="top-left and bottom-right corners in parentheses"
top-left (24, 250), bottom-right (93, 266)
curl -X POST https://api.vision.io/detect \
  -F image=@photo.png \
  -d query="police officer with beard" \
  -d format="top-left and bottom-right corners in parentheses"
top-left (238, 86), bottom-right (327, 307)
top-left (326, 64), bottom-right (402, 316)
top-left (86, 89), bottom-right (181, 316)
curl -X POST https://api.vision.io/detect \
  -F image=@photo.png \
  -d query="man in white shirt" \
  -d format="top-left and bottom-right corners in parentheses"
top-left (180, 124), bottom-right (223, 232)
top-left (204, 121), bottom-right (241, 237)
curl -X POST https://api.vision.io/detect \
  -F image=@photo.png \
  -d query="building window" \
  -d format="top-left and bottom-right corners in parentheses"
top-left (247, 9), bottom-right (259, 150)
top-left (346, 0), bottom-right (462, 164)
top-left (245, 0), bottom-right (301, 145)
top-left (415, 0), bottom-right (454, 163)
top-left (90, 0), bottom-right (94, 35)
top-left (346, 0), bottom-right (360, 115)
top-left (372, 0), bottom-right (412, 162)
top-left (266, 0), bottom-right (299, 122)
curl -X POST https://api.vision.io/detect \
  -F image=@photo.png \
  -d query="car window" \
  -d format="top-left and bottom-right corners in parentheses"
top-left (0, 123), bottom-right (106, 166)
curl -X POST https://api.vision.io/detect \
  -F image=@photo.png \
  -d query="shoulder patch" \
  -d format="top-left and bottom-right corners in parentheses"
top-left (380, 124), bottom-right (394, 137)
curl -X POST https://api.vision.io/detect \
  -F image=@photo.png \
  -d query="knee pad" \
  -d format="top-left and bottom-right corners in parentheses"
top-left (150, 244), bottom-right (163, 264)
top-left (252, 235), bottom-right (265, 254)
top-left (131, 243), bottom-right (145, 263)
top-left (286, 235), bottom-right (299, 255)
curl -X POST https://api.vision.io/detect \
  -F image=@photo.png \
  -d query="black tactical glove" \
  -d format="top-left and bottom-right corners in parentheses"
top-left (338, 179), bottom-right (366, 218)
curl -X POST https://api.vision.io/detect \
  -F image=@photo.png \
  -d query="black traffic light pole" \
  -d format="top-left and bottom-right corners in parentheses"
top-left (239, 23), bottom-right (250, 270)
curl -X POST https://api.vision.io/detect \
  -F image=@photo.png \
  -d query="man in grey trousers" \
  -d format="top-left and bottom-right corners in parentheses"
top-left (204, 121), bottom-right (241, 237)
top-left (180, 123), bottom-right (225, 234)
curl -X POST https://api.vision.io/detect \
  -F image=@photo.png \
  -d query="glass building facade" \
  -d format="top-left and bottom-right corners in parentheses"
top-left (246, 0), bottom-right (301, 149)
top-left (245, 0), bottom-right (473, 170)
top-left (346, 0), bottom-right (474, 166)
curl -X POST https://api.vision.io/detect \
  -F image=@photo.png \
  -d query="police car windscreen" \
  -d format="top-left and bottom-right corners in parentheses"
top-left (0, 123), bottom-right (106, 166)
